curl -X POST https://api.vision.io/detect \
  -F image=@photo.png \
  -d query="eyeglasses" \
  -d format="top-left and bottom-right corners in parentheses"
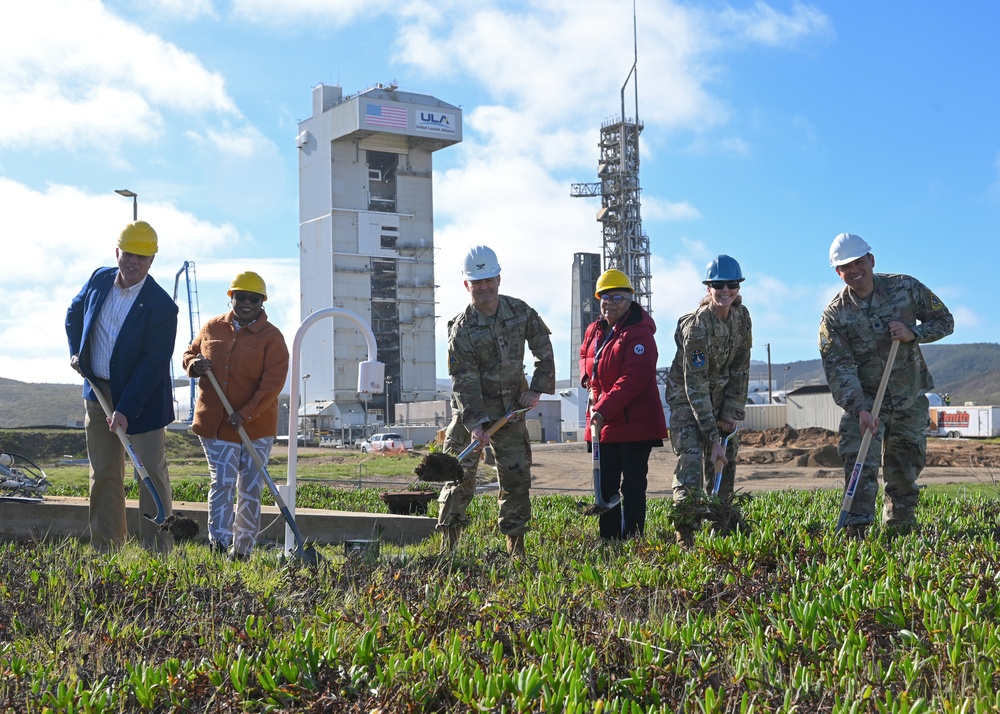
top-left (708, 281), bottom-right (741, 290)
top-left (600, 294), bottom-right (630, 305)
top-left (232, 292), bottom-right (262, 304)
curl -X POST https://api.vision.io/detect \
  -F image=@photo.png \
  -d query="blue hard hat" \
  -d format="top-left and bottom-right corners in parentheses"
top-left (704, 255), bottom-right (744, 284)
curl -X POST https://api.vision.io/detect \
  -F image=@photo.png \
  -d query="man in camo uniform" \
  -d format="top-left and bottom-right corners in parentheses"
top-left (439, 245), bottom-right (555, 557)
top-left (820, 233), bottom-right (954, 535)
top-left (666, 255), bottom-right (752, 544)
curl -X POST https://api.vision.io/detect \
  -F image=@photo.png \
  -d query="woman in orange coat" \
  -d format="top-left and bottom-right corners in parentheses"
top-left (183, 272), bottom-right (288, 559)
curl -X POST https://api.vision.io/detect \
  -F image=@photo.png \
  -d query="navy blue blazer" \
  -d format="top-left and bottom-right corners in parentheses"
top-left (66, 267), bottom-right (179, 434)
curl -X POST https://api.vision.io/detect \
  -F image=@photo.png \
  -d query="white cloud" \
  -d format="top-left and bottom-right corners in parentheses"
top-left (718, 1), bottom-right (833, 47)
top-left (642, 196), bottom-right (701, 222)
top-left (143, 0), bottom-right (217, 21)
top-left (951, 305), bottom-right (981, 330)
top-left (0, 178), bottom-right (246, 384)
top-left (230, 0), bottom-right (396, 26)
top-left (0, 0), bottom-right (238, 151)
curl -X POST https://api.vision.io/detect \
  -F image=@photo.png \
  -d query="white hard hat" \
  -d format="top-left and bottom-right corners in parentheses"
top-left (462, 245), bottom-right (501, 280)
top-left (829, 232), bottom-right (872, 267)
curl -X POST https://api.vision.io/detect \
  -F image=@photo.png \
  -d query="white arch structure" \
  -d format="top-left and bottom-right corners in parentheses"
top-left (283, 307), bottom-right (384, 554)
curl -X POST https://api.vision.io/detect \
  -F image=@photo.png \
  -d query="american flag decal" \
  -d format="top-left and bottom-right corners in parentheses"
top-left (365, 104), bottom-right (408, 129)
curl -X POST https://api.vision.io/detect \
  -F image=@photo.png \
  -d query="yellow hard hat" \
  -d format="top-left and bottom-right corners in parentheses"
top-left (117, 221), bottom-right (158, 256)
top-left (594, 269), bottom-right (633, 298)
top-left (228, 271), bottom-right (267, 300)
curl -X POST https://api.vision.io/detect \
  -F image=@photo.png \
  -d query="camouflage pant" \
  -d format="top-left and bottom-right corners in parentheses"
top-left (669, 407), bottom-right (740, 501)
top-left (837, 394), bottom-right (928, 526)
top-left (437, 416), bottom-right (533, 536)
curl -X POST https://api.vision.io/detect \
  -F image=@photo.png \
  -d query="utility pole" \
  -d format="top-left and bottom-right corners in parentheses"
top-left (766, 343), bottom-right (773, 405)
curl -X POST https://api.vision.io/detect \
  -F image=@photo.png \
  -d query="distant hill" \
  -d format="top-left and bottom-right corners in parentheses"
top-left (3, 343), bottom-right (999, 427)
top-left (750, 342), bottom-right (1000, 405)
top-left (0, 377), bottom-right (83, 428)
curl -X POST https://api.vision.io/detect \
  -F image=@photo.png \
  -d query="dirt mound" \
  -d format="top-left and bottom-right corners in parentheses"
top-left (739, 427), bottom-right (837, 449)
top-left (795, 444), bottom-right (843, 468)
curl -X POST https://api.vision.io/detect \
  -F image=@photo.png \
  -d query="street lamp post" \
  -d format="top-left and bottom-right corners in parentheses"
top-left (302, 374), bottom-right (311, 439)
top-left (115, 189), bottom-right (138, 220)
top-left (783, 365), bottom-right (790, 395)
top-left (384, 375), bottom-right (392, 427)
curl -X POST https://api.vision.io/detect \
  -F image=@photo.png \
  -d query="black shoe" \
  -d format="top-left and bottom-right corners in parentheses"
top-left (209, 541), bottom-right (228, 554)
top-left (228, 550), bottom-right (251, 562)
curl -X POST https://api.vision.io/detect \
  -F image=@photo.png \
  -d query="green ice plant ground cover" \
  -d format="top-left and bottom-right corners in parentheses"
top-left (3, 489), bottom-right (1000, 712)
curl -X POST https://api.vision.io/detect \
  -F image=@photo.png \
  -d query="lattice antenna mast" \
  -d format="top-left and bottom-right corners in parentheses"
top-left (570, 0), bottom-right (652, 312)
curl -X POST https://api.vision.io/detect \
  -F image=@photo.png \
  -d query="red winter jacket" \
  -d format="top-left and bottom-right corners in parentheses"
top-left (579, 302), bottom-right (668, 444)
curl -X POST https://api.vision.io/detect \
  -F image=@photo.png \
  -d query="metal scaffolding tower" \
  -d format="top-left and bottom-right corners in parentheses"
top-left (570, 7), bottom-right (651, 312)
top-left (172, 261), bottom-right (201, 423)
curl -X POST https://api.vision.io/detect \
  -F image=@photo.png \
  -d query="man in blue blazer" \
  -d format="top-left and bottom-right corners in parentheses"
top-left (66, 221), bottom-right (179, 551)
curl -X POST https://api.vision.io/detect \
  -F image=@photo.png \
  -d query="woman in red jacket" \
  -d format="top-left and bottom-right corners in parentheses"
top-left (579, 269), bottom-right (668, 539)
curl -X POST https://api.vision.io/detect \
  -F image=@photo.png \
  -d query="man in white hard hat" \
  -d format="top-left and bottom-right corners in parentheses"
top-left (819, 232), bottom-right (954, 536)
top-left (66, 221), bottom-right (179, 551)
top-left (439, 245), bottom-right (556, 558)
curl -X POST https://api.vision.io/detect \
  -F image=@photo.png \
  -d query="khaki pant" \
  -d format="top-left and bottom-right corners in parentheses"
top-left (437, 416), bottom-right (532, 537)
top-left (84, 382), bottom-right (173, 551)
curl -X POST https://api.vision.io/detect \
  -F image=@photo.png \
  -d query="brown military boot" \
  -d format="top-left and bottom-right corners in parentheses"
top-left (439, 526), bottom-right (462, 553)
top-left (675, 527), bottom-right (695, 548)
top-left (506, 534), bottom-right (526, 559)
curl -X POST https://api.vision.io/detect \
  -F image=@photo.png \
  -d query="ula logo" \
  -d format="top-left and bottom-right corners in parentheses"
top-left (419, 112), bottom-right (450, 126)
top-left (416, 111), bottom-right (456, 135)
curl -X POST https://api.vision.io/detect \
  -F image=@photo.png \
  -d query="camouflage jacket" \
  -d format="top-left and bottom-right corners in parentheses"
top-left (819, 273), bottom-right (954, 417)
top-left (666, 302), bottom-right (752, 445)
top-left (448, 295), bottom-right (556, 430)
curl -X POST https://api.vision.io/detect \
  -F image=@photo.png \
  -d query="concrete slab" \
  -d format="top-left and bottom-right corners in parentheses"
top-left (0, 497), bottom-right (437, 547)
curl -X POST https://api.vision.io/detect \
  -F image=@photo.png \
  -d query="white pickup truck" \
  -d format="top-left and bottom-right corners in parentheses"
top-left (360, 433), bottom-right (411, 454)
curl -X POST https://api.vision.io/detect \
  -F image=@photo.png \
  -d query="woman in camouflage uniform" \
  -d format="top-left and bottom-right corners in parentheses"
top-left (666, 255), bottom-right (752, 543)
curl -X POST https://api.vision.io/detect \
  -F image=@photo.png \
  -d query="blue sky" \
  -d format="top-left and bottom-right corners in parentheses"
top-left (1, 0), bottom-right (997, 391)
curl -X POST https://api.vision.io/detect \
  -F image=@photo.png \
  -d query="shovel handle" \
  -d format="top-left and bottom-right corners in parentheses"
top-left (836, 339), bottom-right (900, 532)
top-left (88, 382), bottom-right (167, 524)
top-left (456, 415), bottom-right (511, 461)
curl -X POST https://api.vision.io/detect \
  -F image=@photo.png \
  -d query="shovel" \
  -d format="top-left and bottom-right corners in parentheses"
top-left (414, 404), bottom-right (532, 482)
top-left (835, 339), bottom-right (900, 533)
top-left (580, 419), bottom-right (621, 517)
top-left (203, 369), bottom-right (320, 563)
top-left (89, 380), bottom-right (167, 524)
top-left (711, 424), bottom-right (740, 496)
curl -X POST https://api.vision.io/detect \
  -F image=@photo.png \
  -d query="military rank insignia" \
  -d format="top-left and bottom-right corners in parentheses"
top-left (691, 349), bottom-right (706, 369)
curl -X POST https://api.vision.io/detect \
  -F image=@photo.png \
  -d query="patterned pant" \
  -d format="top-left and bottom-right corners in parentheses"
top-left (200, 436), bottom-right (272, 555)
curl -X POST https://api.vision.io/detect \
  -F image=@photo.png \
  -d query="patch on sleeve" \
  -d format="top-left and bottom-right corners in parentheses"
top-left (690, 349), bottom-right (706, 370)
top-left (929, 293), bottom-right (944, 310)
top-left (633, 343), bottom-right (645, 355)
top-left (818, 323), bottom-right (831, 349)
top-left (448, 351), bottom-right (457, 371)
